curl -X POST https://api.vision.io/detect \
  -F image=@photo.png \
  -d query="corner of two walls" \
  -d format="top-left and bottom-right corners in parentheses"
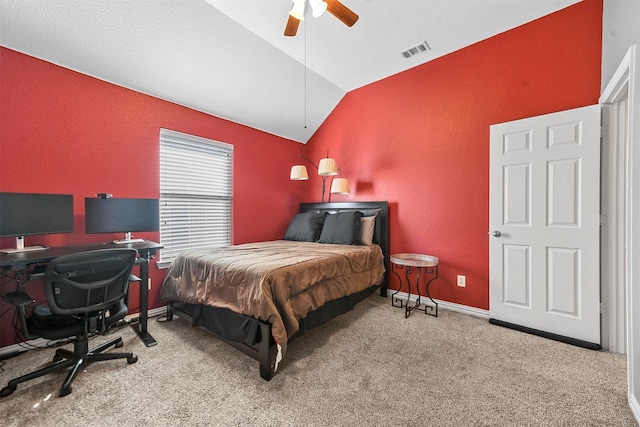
top-left (0, 0), bottom-right (604, 350)
top-left (305, 0), bottom-right (603, 310)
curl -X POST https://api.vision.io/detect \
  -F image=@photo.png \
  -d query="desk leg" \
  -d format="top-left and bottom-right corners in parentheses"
top-left (130, 258), bottom-right (157, 347)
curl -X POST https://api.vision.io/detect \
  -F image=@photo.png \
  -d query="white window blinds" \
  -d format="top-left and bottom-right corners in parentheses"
top-left (158, 129), bottom-right (233, 267)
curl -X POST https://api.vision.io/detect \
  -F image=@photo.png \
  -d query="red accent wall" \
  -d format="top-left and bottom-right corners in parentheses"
top-left (306, 0), bottom-right (603, 310)
top-left (0, 48), bottom-right (305, 347)
top-left (0, 0), bottom-right (603, 347)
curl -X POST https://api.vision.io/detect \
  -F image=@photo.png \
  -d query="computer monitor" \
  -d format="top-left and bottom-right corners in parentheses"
top-left (0, 192), bottom-right (74, 253)
top-left (85, 197), bottom-right (159, 244)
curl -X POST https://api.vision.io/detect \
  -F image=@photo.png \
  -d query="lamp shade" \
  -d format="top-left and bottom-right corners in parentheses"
top-left (290, 165), bottom-right (309, 180)
top-left (330, 178), bottom-right (350, 194)
top-left (317, 158), bottom-right (338, 176)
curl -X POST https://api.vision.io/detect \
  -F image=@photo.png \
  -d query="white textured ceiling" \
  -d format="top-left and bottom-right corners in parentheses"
top-left (0, 0), bottom-right (579, 143)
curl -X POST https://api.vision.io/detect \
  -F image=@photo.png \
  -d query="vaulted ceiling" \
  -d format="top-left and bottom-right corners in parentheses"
top-left (0, 0), bottom-right (579, 143)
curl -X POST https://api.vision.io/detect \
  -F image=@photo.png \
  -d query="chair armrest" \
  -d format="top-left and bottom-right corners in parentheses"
top-left (3, 291), bottom-right (38, 341)
top-left (2, 291), bottom-right (35, 307)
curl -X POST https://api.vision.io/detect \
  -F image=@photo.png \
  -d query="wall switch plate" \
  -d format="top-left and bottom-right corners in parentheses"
top-left (457, 275), bottom-right (466, 287)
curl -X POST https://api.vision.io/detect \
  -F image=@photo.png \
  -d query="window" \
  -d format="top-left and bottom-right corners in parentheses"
top-left (158, 129), bottom-right (233, 268)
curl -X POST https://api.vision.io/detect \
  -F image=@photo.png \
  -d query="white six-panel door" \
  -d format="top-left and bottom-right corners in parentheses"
top-left (489, 105), bottom-right (601, 347)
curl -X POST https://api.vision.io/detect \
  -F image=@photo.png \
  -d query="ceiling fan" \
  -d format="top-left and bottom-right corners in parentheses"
top-left (284, 0), bottom-right (359, 37)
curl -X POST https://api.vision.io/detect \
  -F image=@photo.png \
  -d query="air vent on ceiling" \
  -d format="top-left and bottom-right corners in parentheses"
top-left (401, 41), bottom-right (431, 59)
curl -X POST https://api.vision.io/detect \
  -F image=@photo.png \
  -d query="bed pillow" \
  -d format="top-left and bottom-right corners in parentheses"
top-left (360, 215), bottom-right (376, 245)
top-left (318, 211), bottom-right (364, 245)
top-left (283, 211), bottom-right (326, 242)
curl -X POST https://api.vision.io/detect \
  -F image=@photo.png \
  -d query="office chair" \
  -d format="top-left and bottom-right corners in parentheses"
top-left (0, 248), bottom-right (139, 398)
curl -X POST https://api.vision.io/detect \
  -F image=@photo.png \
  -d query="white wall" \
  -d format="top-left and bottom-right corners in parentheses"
top-left (602, 0), bottom-right (640, 90)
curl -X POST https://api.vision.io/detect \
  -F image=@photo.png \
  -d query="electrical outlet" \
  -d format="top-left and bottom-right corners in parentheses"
top-left (457, 275), bottom-right (466, 287)
top-left (148, 278), bottom-right (152, 290)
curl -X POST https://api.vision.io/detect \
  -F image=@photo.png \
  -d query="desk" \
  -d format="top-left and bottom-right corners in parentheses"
top-left (390, 253), bottom-right (439, 318)
top-left (0, 240), bottom-right (163, 347)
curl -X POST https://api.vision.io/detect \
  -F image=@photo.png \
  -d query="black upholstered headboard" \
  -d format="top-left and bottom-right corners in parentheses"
top-left (299, 201), bottom-right (389, 296)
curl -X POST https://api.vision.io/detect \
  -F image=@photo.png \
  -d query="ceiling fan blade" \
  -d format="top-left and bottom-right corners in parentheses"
top-left (284, 15), bottom-right (300, 37)
top-left (326, 0), bottom-right (359, 27)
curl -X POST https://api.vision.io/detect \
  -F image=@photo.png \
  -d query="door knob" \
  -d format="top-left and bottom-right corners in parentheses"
top-left (491, 231), bottom-right (501, 237)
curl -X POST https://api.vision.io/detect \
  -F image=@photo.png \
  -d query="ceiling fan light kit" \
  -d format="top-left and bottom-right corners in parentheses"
top-left (285, 0), bottom-right (358, 37)
top-left (309, 0), bottom-right (328, 18)
top-left (289, 0), bottom-right (306, 21)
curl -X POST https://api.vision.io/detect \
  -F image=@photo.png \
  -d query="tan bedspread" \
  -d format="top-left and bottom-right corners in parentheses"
top-left (160, 240), bottom-right (385, 346)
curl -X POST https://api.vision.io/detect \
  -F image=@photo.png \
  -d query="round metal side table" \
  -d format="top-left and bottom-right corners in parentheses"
top-left (390, 253), bottom-right (439, 318)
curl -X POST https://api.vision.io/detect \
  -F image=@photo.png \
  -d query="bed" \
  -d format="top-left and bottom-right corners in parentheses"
top-left (160, 201), bottom-right (389, 380)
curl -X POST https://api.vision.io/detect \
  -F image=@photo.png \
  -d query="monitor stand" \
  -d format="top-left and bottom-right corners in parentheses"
top-left (112, 232), bottom-right (145, 245)
top-left (0, 237), bottom-right (47, 254)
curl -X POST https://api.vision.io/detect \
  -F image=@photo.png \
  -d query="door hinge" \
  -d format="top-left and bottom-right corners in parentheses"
top-left (601, 125), bottom-right (609, 138)
top-left (600, 302), bottom-right (607, 314)
top-left (600, 214), bottom-right (608, 226)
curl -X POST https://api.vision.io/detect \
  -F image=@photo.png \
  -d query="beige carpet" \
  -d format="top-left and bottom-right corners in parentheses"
top-left (0, 295), bottom-right (636, 426)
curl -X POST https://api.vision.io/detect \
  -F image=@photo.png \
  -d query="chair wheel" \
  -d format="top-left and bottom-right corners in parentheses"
top-left (59, 386), bottom-right (72, 397)
top-left (127, 355), bottom-right (138, 364)
top-left (1, 385), bottom-right (16, 398)
top-left (115, 340), bottom-right (123, 348)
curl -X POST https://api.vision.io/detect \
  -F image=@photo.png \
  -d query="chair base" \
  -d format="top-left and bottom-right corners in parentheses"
top-left (0, 335), bottom-right (137, 398)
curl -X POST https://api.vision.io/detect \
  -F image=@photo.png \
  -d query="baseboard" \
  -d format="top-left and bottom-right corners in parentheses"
top-left (0, 306), bottom-right (168, 359)
top-left (388, 291), bottom-right (489, 318)
top-left (0, 338), bottom-right (51, 360)
top-left (630, 392), bottom-right (640, 424)
top-left (124, 306), bottom-right (167, 322)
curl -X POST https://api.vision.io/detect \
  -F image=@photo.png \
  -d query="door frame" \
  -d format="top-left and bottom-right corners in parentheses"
top-left (600, 44), bottom-right (639, 422)
top-left (600, 72), bottom-right (630, 354)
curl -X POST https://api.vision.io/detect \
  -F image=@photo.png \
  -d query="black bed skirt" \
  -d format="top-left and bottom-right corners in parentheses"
top-left (171, 283), bottom-right (381, 348)
top-left (292, 283), bottom-right (378, 339)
